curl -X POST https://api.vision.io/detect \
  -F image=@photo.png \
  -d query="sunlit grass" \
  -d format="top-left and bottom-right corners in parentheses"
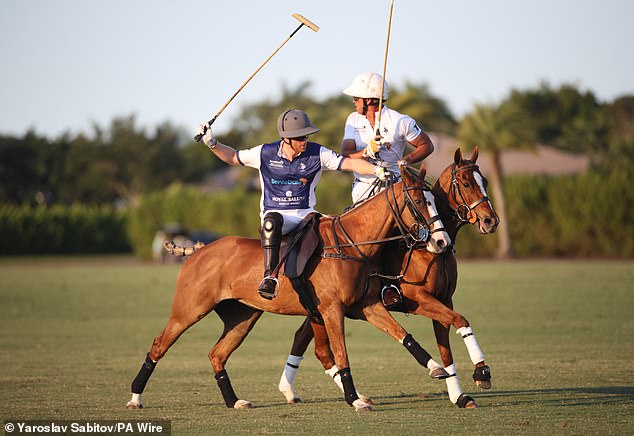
top-left (0, 257), bottom-right (632, 434)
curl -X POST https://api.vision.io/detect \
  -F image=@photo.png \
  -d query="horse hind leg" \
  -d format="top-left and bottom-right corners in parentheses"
top-left (210, 300), bottom-right (263, 409)
top-left (127, 313), bottom-right (206, 409)
top-left (278, 317), bottom-right (314, 404)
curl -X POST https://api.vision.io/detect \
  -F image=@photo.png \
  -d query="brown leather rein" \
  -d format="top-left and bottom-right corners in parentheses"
top-left (321, 175), bottom-right (444, 264)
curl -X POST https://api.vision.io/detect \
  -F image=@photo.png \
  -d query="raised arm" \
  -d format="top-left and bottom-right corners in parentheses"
top-left (195, 124), bottom-right (240, 166)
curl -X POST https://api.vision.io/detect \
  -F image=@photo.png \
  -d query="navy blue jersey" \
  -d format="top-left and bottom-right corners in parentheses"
top-left (237, 141), bottom-right (343, 216)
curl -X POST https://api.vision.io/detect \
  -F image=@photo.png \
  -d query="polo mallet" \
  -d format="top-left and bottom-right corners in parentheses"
top-left (194, 13), bottom-right (319, 141)
top-left (375, 0), bottom-right (394, 160)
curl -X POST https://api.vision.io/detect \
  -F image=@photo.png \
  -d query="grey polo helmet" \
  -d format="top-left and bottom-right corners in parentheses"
top-left (277, 109), bottom-right (320, 138)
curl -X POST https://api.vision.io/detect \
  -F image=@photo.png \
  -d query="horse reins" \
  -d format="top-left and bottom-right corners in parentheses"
top-left (321, 173), bottom-right (443, 262)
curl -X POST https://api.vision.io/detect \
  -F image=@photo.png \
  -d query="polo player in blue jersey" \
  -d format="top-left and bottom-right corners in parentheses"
top-left (195, 109), bottom-right (388, 299)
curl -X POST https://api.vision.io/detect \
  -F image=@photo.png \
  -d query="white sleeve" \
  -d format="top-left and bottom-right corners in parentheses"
top-left (236, 144), bottom-right (263, 169)
top-left (343, 113), bottom-right (356, 140)
top-left (402, 116), bottom-right (423, 142)
top-left (319, 146), bottom-right (344, 171)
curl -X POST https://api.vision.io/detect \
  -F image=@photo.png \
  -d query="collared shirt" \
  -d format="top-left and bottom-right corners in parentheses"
top-left (343, 106), bottom-right (422, 184)
top-left (237, 141), bottom-right (344, 218)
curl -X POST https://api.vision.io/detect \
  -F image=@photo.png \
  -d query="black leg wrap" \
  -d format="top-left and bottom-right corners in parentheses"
top-left (337, 367), bottom-right (359, 406)
top-left (455, 394), bottom-right (476, 408)
top-left (402, 333), bottom-right (432, 367)
top-left (215, 369), bottom-right (239, 408)
top-left (473, 365), bottom-right (491, 382)
top-left (131, 353), bottom-right (157, 394)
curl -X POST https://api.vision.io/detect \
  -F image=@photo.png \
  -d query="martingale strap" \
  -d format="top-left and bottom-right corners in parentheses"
top-left (321, 216), bottom-right (369, 263)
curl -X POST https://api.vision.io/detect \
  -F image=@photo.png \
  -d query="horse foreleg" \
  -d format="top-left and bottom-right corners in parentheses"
top-left (432, 320), bottom-right (476, 408)
top-left (354, 301), bottom-right (449, 380)
top-left (405, 289), bottom-right (492, 390)
top-left (301, 319), bottom-right (375, 407)
top-left (278, 317), bottom-right (314, 403)
top-left (210, 300), bottom-right (264, 409)
top-left (319, 305), bottom-right (371, 412)
top-left (456, 325), bottom-right (491, 390)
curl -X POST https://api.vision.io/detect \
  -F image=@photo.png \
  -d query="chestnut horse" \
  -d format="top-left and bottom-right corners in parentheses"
top-left (278, 147), bottom-right (499, 408)
top-left (126, 167), bottom-right (452, 412)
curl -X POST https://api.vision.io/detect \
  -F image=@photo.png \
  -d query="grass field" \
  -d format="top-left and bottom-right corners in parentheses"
top-left (0, 256), bottom-right (633, 435)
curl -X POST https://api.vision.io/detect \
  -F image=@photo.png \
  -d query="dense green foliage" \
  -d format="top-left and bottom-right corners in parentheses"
top-left (1, 81), bottom-right (632, 258)
top-left (2, 163), bottom-right (632, 258)
top-left (456, 166), bottom-right (634, 257)
top-left (1, 257), bottom-right (632, 434)
top-left (0, 204), bottom-right (129, 254)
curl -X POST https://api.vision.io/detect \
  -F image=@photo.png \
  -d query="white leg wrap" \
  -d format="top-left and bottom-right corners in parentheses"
top-left (426, 359), bottom-right (443, 371)
top-left (325, 365), bottom-right (345, 392)
top-left (456, 326), bottom-right (486, 365)
top-left (444, 364), bottom-right (463, 404)
top-left (126, 393), bottom-right (142, 408)
top-left (279, 355), bottom-right (303, 399)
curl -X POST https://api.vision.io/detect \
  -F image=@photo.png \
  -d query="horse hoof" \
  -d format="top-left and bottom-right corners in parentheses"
top-left (429, 368), bottom-right (450, 379)
top-left (126, 401), bottom-right (142, 410)
top-left (476, 380), bottom-right (492, 389)
top-left (287, 397), bottom-right (303, 404)
top-left (472, 365), bottom-right (491, 389)
top-left (455, 394), bottom-right (477, 409)
top-left (233, 400), bottom-right (253, 409)
top-left (358, 394), bottom-right (375, 406)
top-left (352, 399), bottom-right (373, 412)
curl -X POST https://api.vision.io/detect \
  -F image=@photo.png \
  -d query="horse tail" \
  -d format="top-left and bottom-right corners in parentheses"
top-left (163, 240), bottom-right (205, 257)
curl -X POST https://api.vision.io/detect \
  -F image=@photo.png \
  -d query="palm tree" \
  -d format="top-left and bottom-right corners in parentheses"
top-left (457, 102), bottom-right (536, 258)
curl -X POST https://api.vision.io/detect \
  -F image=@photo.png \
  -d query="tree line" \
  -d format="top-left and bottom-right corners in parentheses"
top-left (1, 81), bottom-right (632, 258)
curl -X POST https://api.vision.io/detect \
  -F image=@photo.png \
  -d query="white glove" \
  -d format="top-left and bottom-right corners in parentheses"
top-left (363, 136), bottom-right (383, 160)
top-left (374, 166), bottom-right (388, 181)
top-left (195, 123), bottom-right (217, 148)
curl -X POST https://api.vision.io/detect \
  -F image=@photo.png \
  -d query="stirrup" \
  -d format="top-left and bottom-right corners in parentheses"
top-left (258, 276), bottom-right (279, 300)
top-left (381, 283), bottom-right (403, 309)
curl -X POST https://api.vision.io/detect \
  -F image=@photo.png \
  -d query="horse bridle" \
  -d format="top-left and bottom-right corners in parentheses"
top-left (322, 171), bottom-right (444, 262)
top-left (450, 163), bottom-right (490, 224)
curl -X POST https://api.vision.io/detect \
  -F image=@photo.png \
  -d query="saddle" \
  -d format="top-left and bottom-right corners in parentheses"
top-left (275, 213), bottom-right (323, 323)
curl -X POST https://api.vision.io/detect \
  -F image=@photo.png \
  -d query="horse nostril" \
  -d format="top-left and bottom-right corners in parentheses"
top-left (437, 240), bottom-right (445, 248)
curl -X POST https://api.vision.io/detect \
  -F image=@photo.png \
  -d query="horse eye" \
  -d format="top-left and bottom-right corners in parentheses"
top-left (463, 182), bottom-right (469, 188)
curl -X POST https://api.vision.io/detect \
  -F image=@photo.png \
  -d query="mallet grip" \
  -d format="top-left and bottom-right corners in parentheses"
top-left (194, 116), bottom-right (218, 142)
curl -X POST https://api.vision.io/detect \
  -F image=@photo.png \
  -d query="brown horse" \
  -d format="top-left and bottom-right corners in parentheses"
top-left (278, 147), bottom-right (499, 408)
top-left (126, 166), bottom-right (452, 412)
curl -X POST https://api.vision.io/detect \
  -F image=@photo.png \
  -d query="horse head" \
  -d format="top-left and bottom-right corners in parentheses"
top-left (399, 163), bottom-right (451, 254)
top-left (436, 147), bottom-right (499, 235)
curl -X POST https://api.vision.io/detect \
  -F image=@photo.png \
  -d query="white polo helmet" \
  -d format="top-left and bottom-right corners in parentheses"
top-left (343, 72), bottom-right (389, 100)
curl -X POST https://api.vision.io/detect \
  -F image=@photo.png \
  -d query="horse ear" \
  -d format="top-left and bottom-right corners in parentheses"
top-left (418, 164), bottom-right (427, 182)
top-left (470, 146), bottom-right (479, 163)
top-left (454, 148), bottom-right (463, 165)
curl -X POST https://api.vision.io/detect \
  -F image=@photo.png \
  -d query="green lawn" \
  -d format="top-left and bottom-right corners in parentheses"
top-left (0, 256), bottom-right (633, 435)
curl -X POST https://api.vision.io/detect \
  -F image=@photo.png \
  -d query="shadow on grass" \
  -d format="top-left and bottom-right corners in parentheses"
top-left (144, 387), bottom-right (633, 411)
top-left (466, 386), bottom-right (634, 407)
